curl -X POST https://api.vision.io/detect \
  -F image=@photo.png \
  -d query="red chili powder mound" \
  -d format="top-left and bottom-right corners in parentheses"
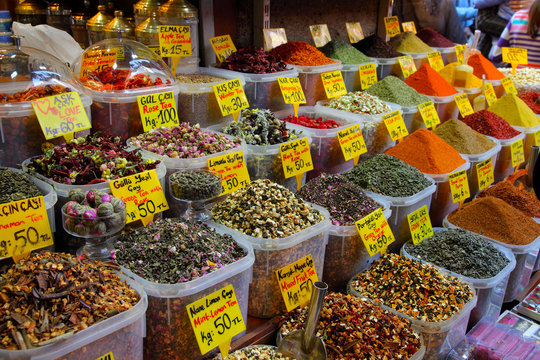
top-left (467, 53), bottom-right (504, 80)
top-left (404, 63), bottom-right (458, 96)
top-left (461, 110), bottom-right (521, 139)
top-left (416, 28), bottom-right (455, 47)
top-left (270, 41), bottom-right (336, 66)
top-left (384, 128), bottom-right (465, 174)
top-left (519, 91), bottom-right (540, 114)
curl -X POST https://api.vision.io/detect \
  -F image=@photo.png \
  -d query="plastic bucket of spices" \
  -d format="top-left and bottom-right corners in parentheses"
top-left (487, 79), bottom-right (504, 97)
top-left (433, 46), bottom-right (457, 64)
top-left (427, 92), bottom-right (461, 124)
top-left (401, 227), bottom-right (516, 329)
top-left (511, 124), bottom-right (540, 164)
top-left (401, 104), bottom-right (425, 132)
top-left (364, 175), bottom-right (437, 251)
top-left (295, 61), bottom-right (343, 106)
top-left (209, 203), bottom-right (331, 319)
top-left (444, 216), bottom-right (540, 303)
top-left (492, 132), bottom-right (526, 182)
top-left (459, 86), bottom-right (482, 111)
top-left (175, 67), bottom-right (246, 128)
top-left (274, 106), bottom-right (359, 180)
top-left (460, 141), bottom-right (502, 198)
top-left (373, 57), bottom-right (401, 79)
top-left (340, 61), bottom-right (378, 92)
top-left (0, 275), bottom-right (148, 359)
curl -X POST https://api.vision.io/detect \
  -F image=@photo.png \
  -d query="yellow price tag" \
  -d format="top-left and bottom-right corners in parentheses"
top-left (278, 77), bottom-right (306, 104)
top-left (32, 91), bottom-right (91, 141)
top-left (449, 169), bottom-right (470, 203)
top-left (484, 82), bottom-right (498, 106)
top-left (147, 45), bottom-right (161, 57)
top-left (95, 353), bottom-right (114, 360)
top-left (535, 129), bottom-right (540, 146)
top-left (345, 22), bottom-right (364, 43)
top-left (187, 285), bottom-right (246, 359)
top-left (208, 151), bottom-right (251, 196)
top-left (209, 34), bottom-right (237, 62)
top-left (511, 139), bottom-right (525, 167)
top-left (501, 77), bottom-right (517, 95)
top-left (337, 124), bottom-right (367, 163)
top-left (321, 70), bottom-right (347, 99)
top-left (280, 137), bottom-right (313, 184)
top-left (355, 208), bottom-right (395, 257)
top-left (407, 205), bottom-right (433, 245)
top-left (109, 169), bottom-right (169, 226)
top-left (80, 48), bottom-right (117, 78)
top-left (502, 47), bottom-right (528, 65)
top-left (417, 101), bottom-right (440, 129)
top-left (309, 24), bottom-right (331, 48)
top-left (158, 25), bottom-right (192, 57)
top-left (263, 28), bottom-right (287, 50)
top-left (276, 254), bottom-right (319, 312)
top-left (213, 78), bottom-right (249, 121)
top-left (383, 110), bottom-right (409, 141)
top-left (476, 157), bottom-right (495, 191)
top-left (427, 51), bottom-right (444, 72)
top-left (402, 21), bottom-right (417, 33)
top-left (398, 55), bottom-right (417, 78)
top-left (138, 91), bottom-right (179, 132)
top-left (454, 93), bottom-right (474, 117)
top-left (455, 45), bottom-right (465, 64)
top-left (384, 16), bottom-right (401, 38)
top-left (359, 63), bottom-right (378, 90)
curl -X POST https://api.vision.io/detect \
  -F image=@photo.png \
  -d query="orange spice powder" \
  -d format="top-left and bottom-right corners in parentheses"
top-left (467, 53), bottom-right (504, 80)
top-left (270, 41), bottom-right (336, 66)
top-left (404, 63), bottom-right (458, 96)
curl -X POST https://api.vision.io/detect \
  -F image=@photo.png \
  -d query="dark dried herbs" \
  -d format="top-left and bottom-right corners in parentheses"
top-left (218, 46), bottom-right (287, 74)
top-left (0, 168), bottom-right (42, 204)
top-left (169, 170), bottom-right (222, 201)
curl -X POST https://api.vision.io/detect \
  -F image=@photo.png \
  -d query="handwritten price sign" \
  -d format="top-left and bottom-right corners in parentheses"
top-left (0, 196), bottom-right (53, 260)
top-left (95, 353), bottom-right (114, 360)
top-left (263, 28), bottom-right (287, 50)
top-left (346, 22), bottom-right (364, 43)
top-left (535, 129), bottom-right (540, 146)
top-left (337, 124), bottom-right (367, 163)
top-left (359, 63), bottom-right (377, 90)
top-left (280, 137), bottom-right (313, 178)
top-left (427, 51), bottom-right (444, 72)
top-left (80, 48), bottom-right (117, 78)
top-left (484, 82), bottom-right (498, 106)
top-left (321, 70), bottom-right (347, 99)
top-left (407, 205), bottom-right (433, 245)
top-left (213, 78), bottom-right (249, 120)
top-left (511, 139), bottom-right (525, 167)
top-left (355, 208), bottom-right (395, 257)
top-left (476, 157), bottom-right (494, 191)
top-left (501, 77), bottom-right (517, 95)
top-left (309, 24), bottom-right (331, 47)
top-left (187, 285), bottom-right (245, 358)
top-left (455, 45), bottom-right (465, 63)
top-left (137, 91), bottom-right (179, 132)
top-left (502, 47), bottom-right (527, 65)
top-left (384, 16), bottom-right (401, 38)
top-left (110, 170), bottom-right (168, 226)
top-left (383, 110), bottom-right (409, 141)
top-left (278, 77), bottom-right (306, 104)
top-left (417, 101), bottom-right (440, 129)
top-left (32, 91), bottom-right (91, 141)
top-left (158, 25), bottom-right (192, 57)
top-left (454, 93), bottom-right (474, 117)
top-left (208, 151), bottom-right (251, 196)
top-left (402, 21), bottom-right (417, 33)
top-left (209, 34), bottom-right (237, 62)
top-left (398, 55), bottom-right (416, 78)
top-left (276, 254), bottom-right (318, 312)
top-left (449, 169), bottom-right (470, 203)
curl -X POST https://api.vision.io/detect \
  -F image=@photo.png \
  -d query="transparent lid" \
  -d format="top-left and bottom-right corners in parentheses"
top-left (72, 38), bottom-right (176, 93)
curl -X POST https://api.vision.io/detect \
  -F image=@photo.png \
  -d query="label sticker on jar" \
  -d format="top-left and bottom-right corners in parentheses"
top-left (383, 110), bottom-right (409, 141)
top-left (501, 77), bottom-right (517, 95)
top-left (321, 70), bottom-right (347, 99)
top-left (355, 208), bottom-right (395, 257)
top-left (32, 91), bottom-right (92, 141)
top-left (280, 138), bottom-right (313, 190)
top-left (476, 157), bottom-right (495, 191)
top-left (309, 24), bottom-right (331, 47)
top-left (137, 91), bottom-right (179, 132)
top-left (337, 124), bottom-right (367, 164)
top-left (80, 48), bottom-right (117, 78)
top-left (455, 45), bottom-right (465, 63)
top-left (278, 77), bottom-right (306, 116)
top-left (263, 28), bottom-right (287, 50)
top-left (109, 169), bottom-right (169, 227)
top-left (158, 25), bottom-right (192, 57)
top-left (484, 82), bottom-right (498, 106)
top-left (417, 101), bottom-right (440, 129)
top-left (449, 169), bottom-right (470, 203)
top-left (346, 22), bottom-right (364, 43)
top-left (276, 254), bottom-right (319, 312)
top-left (454, 93), bottom-right (474, 117)
top-left (402, 21), bottom-right (417, 33)
top-left (398, 55), bottom-right (416, 78)
top-left (187, 284), bottom-right (246, 359)
top-left (427, 51), bottom-right (444, 72)
top-left (0, 196), bottom-right (53, 260)
top-left (359, 63), bottom-right (377, 90)
top-left (213, 78), bottom-right (249, 121)
top-left (210, 34), bottom-right (237, 62)
top-left (95, 353), bottom-right (114, 360)
top-left (407, 205), bottom-right (433, 245)
top-left (384, 16), bottom-right (401, 38)
top-left (208, 150), bottom-right (251, 196)
top-left (511, 139), bottom-right (525, 167)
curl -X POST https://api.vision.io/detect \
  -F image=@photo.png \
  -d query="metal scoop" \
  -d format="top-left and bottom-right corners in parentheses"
top-left (277, 281), bottom-right (328, 360)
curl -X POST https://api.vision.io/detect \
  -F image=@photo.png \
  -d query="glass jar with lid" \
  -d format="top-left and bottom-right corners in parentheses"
top-left (134, 0), bottom-right (162, 26)
top-left (103, 10), bottom-right (135, 40)
top-left (46, 1), bottom-right (71, 32)
top-left (135, 11), bottom-right (160, 57)
top-left (15, 0), bottom-right (46, 26)
top-left (86, 5), bottom-right (112, 45)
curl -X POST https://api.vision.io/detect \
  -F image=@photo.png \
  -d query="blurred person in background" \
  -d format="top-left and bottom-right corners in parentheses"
top-left (455, 0), bottom-right (478, 40)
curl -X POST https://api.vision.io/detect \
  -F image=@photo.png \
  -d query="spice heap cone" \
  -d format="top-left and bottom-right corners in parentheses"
top-left (405, 63), bottom-right (458, 96)
top-left (478, 181), bottom-right (540, 217)
top-left (488, 93), bottom-right (540, 127)
top-left (388, 31), bottom-right (433, 53)
top-left (467, 53), bottom-right (504, 80)
top-left (270, 41), bottom-right (336, 66)
top-left (461, 110), bottom-right (521, 139)
top-left (433, 119), bottom-right (496, 154)
top-left (365, 75), bottom-right (430, 107)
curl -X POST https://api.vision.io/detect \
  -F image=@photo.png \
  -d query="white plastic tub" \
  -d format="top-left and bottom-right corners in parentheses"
top-left (492, 132), bottom-right (526, 182)
top-left (373, 57), bottom-right (401, 80)
top-left (512, 124), bottom-right (540, 165)
top-left (209, 203), bottom-right (331, 318)
top-left (460, 141), bottom-right (502, 198)
top-left (295, 61), bottom-right (343, 106)
top-left (340, 61), bottom-right (377, 92)
top-left (433, 46), bottom-right (457, 64)
top-left (401, 104), bottom-right (425, 132)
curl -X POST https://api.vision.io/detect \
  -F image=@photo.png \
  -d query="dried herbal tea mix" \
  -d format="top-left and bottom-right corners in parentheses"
top-left (169, 170), bottom-right (222, 201)
top-left (0, 251), bottom-right (139, 350)
top-left (214, 345), bottom-right (292, 360)
top-left (280, 292), bottom-right (422, 360)
top-left (404, 229), bottom-right (510, 279)
top-left (326, 92), bottom-right (391, 115)
top-left (0, 168), bottom-right (42, 204)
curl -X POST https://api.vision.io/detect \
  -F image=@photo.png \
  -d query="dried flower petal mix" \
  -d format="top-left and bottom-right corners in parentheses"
top-left (326, 92), bottom-right (391, 115)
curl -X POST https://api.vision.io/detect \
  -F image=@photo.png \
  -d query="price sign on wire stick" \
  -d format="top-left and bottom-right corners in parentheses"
top-left (80, 48), bottom-right (117, 78)
top-left (280, 137), bottom-right (313, 190)
top-left (346, 22), bottom-right (364, 43)
top-left (417, 101), bottom-right (440, 129)
top-left (355, 208), bottom-right (395, 256)
top-left (110, 169), bottom-right (169, 226)
top-left (484, 82), bottom-right (498, 106)
top-left (158, 25), bottom-right (191, 72)
top-left (321, 70), bottom-right (347, 99)
top-left (277, 77), bottom-right (306, 117)
top-left (213, 78), bottom-right (249, 121)
top-left (402, 21), bottom-right (417, 33)
top-left (511, 139), bottom-right (525, 167)
top-left (263, 28), bottom-right (287, 50)
top-left (208, 151), bottom-right (251, 196)
top-left (337, 124), bottom-right (367, 165)
top-left (535, 129), bottom-right (540, 146)
top-left (309, 24), bottom-right (331, 47)
top-left (476, 157), bottom-right (495, 191)
top-left (501, 77), bottom-right (517, 95)
top-left (209, 34), bottom-right (237, 62)
top-left (187, 284), bottom-right (246, 359)
top-left (359, 63), bottom-right (378, 90)
top-left (95, 353), bottom-right (114, 360)
top-left (455, 45), bottom-right (465, 64)
top-left (502, 47), bottom-right (527, 74)
top-left (383, 110), bottom-right (409, 141)
top-left (398, 55), bottom-right (416, 78)
top-left (407, 205), bottom-right (433, 245)
top-left (449, 169), bottom-right (470, 204)
top-left (0, 196), bottom-right (53, 260)
top-left (138, 91), bottom-right (179, 132)
top-left (384, 16), bottom-right (401, 38)
top-left (427, 51), bottom-right (444, 72)
top-left (454, 93), bottom-right (474, 117)
top-left (276, 254), bottom-right (319, 312)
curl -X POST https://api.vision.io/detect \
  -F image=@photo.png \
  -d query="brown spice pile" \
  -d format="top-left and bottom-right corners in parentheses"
top-left (478, 181), bottom-right (540, 218)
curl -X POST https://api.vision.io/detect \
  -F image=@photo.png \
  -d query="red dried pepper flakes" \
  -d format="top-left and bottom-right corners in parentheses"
top-left (0, 84), bottom-right (71, 103)
top-left (80, 66), bottom-right (169, 91)
top-left (282, 114), bottom-right (339, 129)
top-left (461, 110), bottom-right (521, 139)
top-left (519, 91), bottom-right (540, 114)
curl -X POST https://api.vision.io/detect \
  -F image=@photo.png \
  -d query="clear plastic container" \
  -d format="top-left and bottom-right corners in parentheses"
top-left (373, 57), bottom-right (401, 80)
top-left (274, 106), bottom-right (358, 181)
top-left (208, 203), bottom-right (331, 318)
top-left (401, 227), bottom-right (516, 329)
top-left (210, 65), bottom-right (298, 112)
top-left (364, 175), bottom-right (436, 252)
top-left (0, 45), bottom-right (93, 167)
top-left (492, 132), bottom-right (526, 182)
top-left (487, 79), bottom-right (504, 97)
top-left (295, 61), bottom-right (342, 106)
top-left (459, 86), bottom-right (482, 112)
top-left (340, 61), bottom-right (377, 92)
top-left (175, 67), bottom-right (245, 127)
top-left (323, 205), bottom-right (391, 292)
top-left (443, 216), bottom-right (540, 302)
top-left (348, 269), bottom-right (477, 360)
top-left (460, 141), bottom-right (502, 198)
top-left (0, 275), bottom-right (147, 360)
top-left (121, 233), bottom-right (254, 360)
top-left (433, 46), bottom-right (457, 65)
top-left (72, 38), bottom-right (179, 141)
top-left (512, 124), bottom-right (540, 166)
top-left (427, 92), bottom-right (461, 124)
top-left (505, 339), bottom-right (537, 360)
top-left (314, 100), bottom-right (401, 159)
top-left (401, 104), bottom-right (426, 132)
